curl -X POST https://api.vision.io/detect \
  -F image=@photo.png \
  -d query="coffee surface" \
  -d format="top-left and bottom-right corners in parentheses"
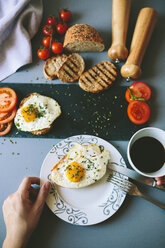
top-left (130, 136), bottom-right (165, 173)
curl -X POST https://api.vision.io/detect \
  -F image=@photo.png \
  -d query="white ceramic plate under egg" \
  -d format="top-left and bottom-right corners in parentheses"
top-left (40, 135), bottom-right (127, 226)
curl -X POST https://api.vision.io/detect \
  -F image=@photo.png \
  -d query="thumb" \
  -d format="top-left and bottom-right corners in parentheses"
top-left (33, 181), bottom-right (50, 213)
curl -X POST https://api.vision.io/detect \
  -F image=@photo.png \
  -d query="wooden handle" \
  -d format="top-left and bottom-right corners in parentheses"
top-left (108, 0), bottom-right (131, 61)
top-left (121, 7), bottom-right (158, 79)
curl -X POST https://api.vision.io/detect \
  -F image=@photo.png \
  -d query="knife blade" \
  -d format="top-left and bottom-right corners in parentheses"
top-left (108, 163), bottom-right (165, 191)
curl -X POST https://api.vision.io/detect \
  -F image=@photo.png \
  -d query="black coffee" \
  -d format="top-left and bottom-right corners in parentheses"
top-left (130, 136), bottom-right (165, 173)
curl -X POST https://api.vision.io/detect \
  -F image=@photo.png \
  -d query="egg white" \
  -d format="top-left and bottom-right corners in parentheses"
top-left (50, 143), bottom-right (110, 188)
top-left (14, 94), bottom-right (61, 132)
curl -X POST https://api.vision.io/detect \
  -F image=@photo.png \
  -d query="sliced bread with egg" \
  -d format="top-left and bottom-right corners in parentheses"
top-left (43, 54), bottom-right (68, 80)
top-left (79, 61), bottom-right (117, 93)
top-left (14, 93), bottom-right (61, 135)
top-left (57, 53), bottom-right (85, 83)
top-left (63, 24), bottom-right (105, 52)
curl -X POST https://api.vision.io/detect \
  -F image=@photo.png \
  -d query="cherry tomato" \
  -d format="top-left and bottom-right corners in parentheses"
top-left (51, 41), bottom-right (63, 54)
top-left (42, 36), bottom-right (54, 48)
top-left (42, 24), bottom-right (55, 36)
top-left (56, 23), bottom-right (68, 35)
top-left (37, 47), bottom-right (51, 60)
top-left (0, 107), bottom-right (16, 124)
top-left (59, 9), bottom-right (72, 22)
top-left (0, 88), bottom-right (17, 113)
top-left (0, 122), bottom-right (12, 136)
top-left (125, 82), bottom-right (151, 103)
top-left (127, 100), bottom-right (151, 125)
top-left (47, 16), bottom-right (57, 26)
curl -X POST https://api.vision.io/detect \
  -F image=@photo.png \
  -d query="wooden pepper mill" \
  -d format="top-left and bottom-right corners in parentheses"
top-left (108, 0), bottom-right (131, 63)
top-left (121, 7), bottom-right (158, 80)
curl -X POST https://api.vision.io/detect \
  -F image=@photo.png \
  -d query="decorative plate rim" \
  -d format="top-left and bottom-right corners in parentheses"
top-left (40, 135), bottom-right (127, 226)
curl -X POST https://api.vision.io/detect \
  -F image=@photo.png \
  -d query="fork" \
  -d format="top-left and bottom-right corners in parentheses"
top-left (109, 175), bottom-right (165, 210)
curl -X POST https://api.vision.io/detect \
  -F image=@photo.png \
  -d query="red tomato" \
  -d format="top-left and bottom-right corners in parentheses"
top-left (127, 100), bottom-right (151, 125)
top-left (0, 122), bottom-right (12, 136)
top-left (59, 9), bottom-right (72, 22)
top-left (125, 82), bottom-right (151, 103)
top-left (47, 16), bottom-right (57, 26)
top-left (56, 23), bottom-right (68, 35)
top-left (37, 47), bottom-right (51, 60)
top-left (0, 107), bottom-right (16, 124)
top-left (51, 41), bottom-right (63, 54)
top-left (0, 88), bottom-right (17, 113)
top-left (42, 36), bottom-right (54, 48)
top-left (42, 24), bottom-right (55, 36)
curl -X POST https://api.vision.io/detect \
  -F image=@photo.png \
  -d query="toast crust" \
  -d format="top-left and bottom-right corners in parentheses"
top-left (79, 61), bottom-right (117, 93)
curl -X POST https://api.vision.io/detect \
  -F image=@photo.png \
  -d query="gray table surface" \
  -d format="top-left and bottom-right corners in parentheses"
top-left (0, 0), bottom-right (165, 247)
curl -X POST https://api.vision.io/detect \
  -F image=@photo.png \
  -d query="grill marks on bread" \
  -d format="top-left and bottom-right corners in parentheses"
top-left (43, 53), bottom-right (85, 83)
top-left (43, 54), bottom-right (68, 80)
top-left (79, 61), bottom-right (117, 93)
top-left (57, 53), bottom-right (85, 83)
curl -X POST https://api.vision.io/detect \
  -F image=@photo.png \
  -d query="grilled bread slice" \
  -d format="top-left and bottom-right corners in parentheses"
top-left (79, 61), bottom-right (117, 93)
top-left (43, 54), bottom-right (68, 80)
top-left (63, 24), bottom-right (105, 52)
top-left (57, 53), bottom-right (85, 83)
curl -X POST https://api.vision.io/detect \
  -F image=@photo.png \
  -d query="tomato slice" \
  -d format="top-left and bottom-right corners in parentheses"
top-left (0, 88), bottom-right (17, 112)
top-left (127, 100), bottom-right (151, 125)
top-left (125, 82), bottom-right (151, 103)
top-left (0, 107), bottom-right (16, 124)
top-left (0, 122), bottom-right (12, 136)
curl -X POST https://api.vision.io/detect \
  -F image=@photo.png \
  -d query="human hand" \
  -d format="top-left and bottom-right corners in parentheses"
top-left (2, 177), bottom-right (50, 248)
top-left (155, 176), bottom-right (165, 185)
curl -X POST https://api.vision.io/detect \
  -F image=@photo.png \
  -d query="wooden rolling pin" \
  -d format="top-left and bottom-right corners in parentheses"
top-left (108, 0), bottom-right (131, 62)
top-left (121, 7), bottom-right (158, 80)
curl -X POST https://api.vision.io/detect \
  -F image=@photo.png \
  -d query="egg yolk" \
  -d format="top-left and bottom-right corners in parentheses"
top-left (21, 106), bottom-right (36, 122)
top-left (66, 162), bottom-right (85, 182)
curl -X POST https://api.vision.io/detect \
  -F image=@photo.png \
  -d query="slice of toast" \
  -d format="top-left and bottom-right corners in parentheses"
top-left (14, 93), bottom-right (61, 135)
top-left (79, 61), bottom-right (117, 93)
top-left (57, 53), bottom-right (85, 83)
top-left (43, 54), bottom-right (68, 80)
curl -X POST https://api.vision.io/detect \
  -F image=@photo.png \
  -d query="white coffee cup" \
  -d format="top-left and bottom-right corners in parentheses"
top-left (127, 127), bottom-right (165, 177)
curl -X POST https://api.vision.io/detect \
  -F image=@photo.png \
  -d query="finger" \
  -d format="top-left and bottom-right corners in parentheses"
top-left (30, 186), bottom-right (39, 196)
top-left (29, 186), bottom-right (39, 202)
top-left (33, 181), bottom-right (50, 213)
top-left (18, 177), bottom-right (40, 193)
top-left (17, 177), bottom-right (40, 200)
top-left (155, 177), bottom-right (165, 185)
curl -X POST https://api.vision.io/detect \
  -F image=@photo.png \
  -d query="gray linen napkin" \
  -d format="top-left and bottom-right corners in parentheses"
top-left (0, 0), bottom-right (43, 81)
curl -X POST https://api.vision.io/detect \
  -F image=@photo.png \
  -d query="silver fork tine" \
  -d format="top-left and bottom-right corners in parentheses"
top-left (110, 176), bottom-right (131, 193)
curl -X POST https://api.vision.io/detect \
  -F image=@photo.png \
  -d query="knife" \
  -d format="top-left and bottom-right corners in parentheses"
top-left (108, 163), bottom-right (165, 191)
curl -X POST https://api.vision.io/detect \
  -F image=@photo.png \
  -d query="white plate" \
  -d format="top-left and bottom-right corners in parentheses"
top-left (40, 135), bottom-right (127, 226)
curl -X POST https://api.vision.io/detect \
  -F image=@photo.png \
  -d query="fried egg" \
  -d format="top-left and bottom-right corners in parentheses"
top-left (50, 143), bottom-right (110, 188)
top-left (14, 93), bottom-right (61, 132)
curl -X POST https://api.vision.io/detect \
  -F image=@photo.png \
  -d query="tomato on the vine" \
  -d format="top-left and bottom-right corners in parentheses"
top-left (47, 16), bottom-right (57, 26)
top-left (125, 82), bottom-right (151, 103)
top-left (56, 23), bottom-right (68, 35)
top-left (37, 47), bottom-right (51, 60)
top-left (42, 24), bottom-right (55, 36)
top-left (127, 100), bottom-right (151, 125)
top-left (51, 41), bottom-right (63, 54)
top-left (59, 9), bottom-right (72, 22)
top-left (42, 36), bottom-right (54, 48)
